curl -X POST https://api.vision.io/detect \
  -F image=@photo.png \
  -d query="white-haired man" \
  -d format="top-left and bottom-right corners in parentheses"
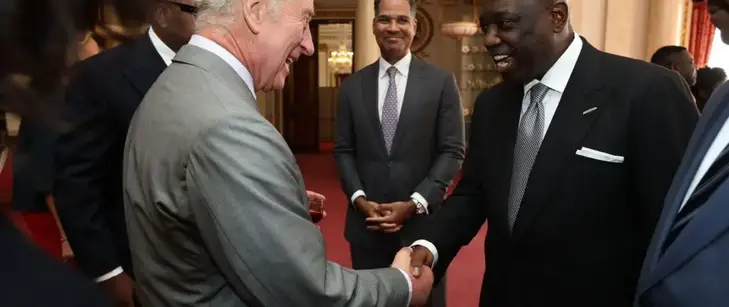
top-left (122, 0), bottom-right (434, 306)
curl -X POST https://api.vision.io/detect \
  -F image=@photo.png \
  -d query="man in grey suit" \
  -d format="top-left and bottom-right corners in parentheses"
top-left (123, 0), bottom-right (434, 305)
top-left (333, 0), bottom-right (465, 305)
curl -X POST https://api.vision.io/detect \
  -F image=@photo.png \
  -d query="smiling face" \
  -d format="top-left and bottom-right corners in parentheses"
top-left (372, 0), bottom-right (417, 63)
top-left (256, 0), bottom-right (315, 91)
top-left (480, 0), bottom-right (568, 83)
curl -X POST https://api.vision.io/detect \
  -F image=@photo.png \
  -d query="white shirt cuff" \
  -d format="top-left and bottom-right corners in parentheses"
top-left (411, 239), bottom-right (439, 267)
top-left (410, 192), bottom-right (429, 214)
top-left (94, 267), bottom-right (124, 283)
top-left (395, 268), bottom-right (412, 306)
top-left (350, 190), bottom-right (366, 205)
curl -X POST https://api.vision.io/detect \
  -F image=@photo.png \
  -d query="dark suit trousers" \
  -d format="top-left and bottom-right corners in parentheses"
top-left (351, 244), bottom-right (446, 307)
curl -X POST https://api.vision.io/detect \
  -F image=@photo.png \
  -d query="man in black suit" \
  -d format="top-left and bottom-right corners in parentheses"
top-left (333, 0), bottom-right (465, 305)
top-left (389, 0), bottom-right (698, 306)
top-left (53, 1), bottom-right (195, 305)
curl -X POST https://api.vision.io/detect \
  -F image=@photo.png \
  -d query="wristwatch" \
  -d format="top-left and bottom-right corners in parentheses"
top-left (412, 198), bottom-right (427, 215)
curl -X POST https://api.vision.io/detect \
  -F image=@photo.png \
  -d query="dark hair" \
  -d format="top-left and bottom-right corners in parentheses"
top-left (695, 66), bottom-right (727, 92)
top-left (374, 0), bottom-right (418, 16)
top-left (650, 45), bottom-right (687, 69)
top-left (0, 0), bottom-right (150, 120)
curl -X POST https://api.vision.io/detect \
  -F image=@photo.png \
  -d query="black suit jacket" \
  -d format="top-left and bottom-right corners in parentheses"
top-left (422, 41), bottom-right (699, 307)
top-left (12, 117), bottom-right (56, 212)
top-left (0, 214), bottom-right (111, 306)
top-left (334, 57), bottom-right (466, 247)
top-left (53, 34), bottom-right (166, 279)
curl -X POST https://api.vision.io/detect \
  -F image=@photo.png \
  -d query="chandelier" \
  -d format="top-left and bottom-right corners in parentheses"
top-left (328, 45), bottom-right (353, 71)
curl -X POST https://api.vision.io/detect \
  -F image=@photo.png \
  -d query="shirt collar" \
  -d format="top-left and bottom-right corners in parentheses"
top-left (187, 34), bottom-right (256, 99)
top-left (378, 51), bottom-right (413, 78)
top-left (148, 27), bottom-right (176, 66)
top-left (524, 34), bottom-right (583, 93)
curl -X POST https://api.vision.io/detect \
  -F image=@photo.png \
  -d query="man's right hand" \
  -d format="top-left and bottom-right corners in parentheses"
top-left (101, 272), bottom-right (135, 307)
top-left (354, 197), bottom-right (384, 231)
top-left (410, 245), bottom-right (434, 278)
top-left (391, 248), bottom-right (434, 306)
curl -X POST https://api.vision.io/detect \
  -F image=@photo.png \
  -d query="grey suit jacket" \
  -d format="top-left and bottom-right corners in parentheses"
top-left (334, 57), bottom-right (466, 248)
top-left (123, 45), bottom-right (410, 306)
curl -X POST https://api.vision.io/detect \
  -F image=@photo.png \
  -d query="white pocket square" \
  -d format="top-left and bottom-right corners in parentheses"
top-left (575, 147), bottom-right (624, 163)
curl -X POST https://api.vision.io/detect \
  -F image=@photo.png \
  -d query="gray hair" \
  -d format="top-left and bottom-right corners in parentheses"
top-left (193, 0), bottom-right (287, 30)
top-left (374, 0), bottom-right (417, 17)
top-left (193, 0), bottom-right (236, 30)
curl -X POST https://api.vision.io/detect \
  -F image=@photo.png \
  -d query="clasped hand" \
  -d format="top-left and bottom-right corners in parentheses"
top-left (390, 247), bottom-right (434, 306)
top-left (355, 197), bottom-right (416, 233)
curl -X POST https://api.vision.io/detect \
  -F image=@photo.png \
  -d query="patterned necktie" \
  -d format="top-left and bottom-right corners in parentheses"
top-left (661, 142), bottom-right (729, 254)
top-left (507, 82), bottom-right (549, 229)
top-left (381, 66), bottom-right (399, 153)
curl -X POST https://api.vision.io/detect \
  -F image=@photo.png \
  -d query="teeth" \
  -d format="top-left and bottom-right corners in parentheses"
top-left (493, 55), bottom-right (508, 61)
top-left (496, 61), bottom-right (509, 68)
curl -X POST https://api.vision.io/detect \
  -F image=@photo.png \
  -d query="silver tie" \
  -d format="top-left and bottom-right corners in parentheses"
top-left (381, 66), bottom-right (399, 153)
top-left (507, 82), bottom-right (549, 229)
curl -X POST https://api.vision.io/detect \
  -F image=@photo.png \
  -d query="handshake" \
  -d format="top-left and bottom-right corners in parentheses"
top-left (390, 246), bottom-right (437, 306)
top-left (355, 197), bottom-right (416, 233)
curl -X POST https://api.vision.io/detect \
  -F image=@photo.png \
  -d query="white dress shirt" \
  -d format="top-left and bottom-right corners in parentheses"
top-left (95, 26), bottom-right (178, 283)
top-left (411, 34), bottom-right (584, 266)
top-left (188, 35), bottom-right (256, 98)
top-left (349, 52), bottom-right (429, 213)
top-left (680, 118), bottom-right (729, 210)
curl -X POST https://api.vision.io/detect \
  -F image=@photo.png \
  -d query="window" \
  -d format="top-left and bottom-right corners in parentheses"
top-left (707, 30), bottom-right (729, 70)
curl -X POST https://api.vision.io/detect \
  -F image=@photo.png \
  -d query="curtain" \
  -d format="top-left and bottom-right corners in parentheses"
top-left (689, 1), bottom-right (716, 67)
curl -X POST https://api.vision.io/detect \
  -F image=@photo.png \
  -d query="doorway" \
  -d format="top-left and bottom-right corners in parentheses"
top-left (282, 19), bottom-right (354, 153)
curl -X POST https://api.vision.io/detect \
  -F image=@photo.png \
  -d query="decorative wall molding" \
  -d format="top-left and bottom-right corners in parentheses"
top-left (313, 8), bottom-right (356, 19)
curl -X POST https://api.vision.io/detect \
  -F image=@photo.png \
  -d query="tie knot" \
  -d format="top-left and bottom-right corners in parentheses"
top-left (387, 66), bottom-right (398, 78)
top-left (529, 82), bottom-right (549, 105)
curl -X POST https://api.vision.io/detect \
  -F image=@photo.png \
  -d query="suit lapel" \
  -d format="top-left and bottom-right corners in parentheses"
top-left (511, 43), bottom-right (606, 240)
top-left (361, 64), bottom-right (388, 156)
top-left (390, 58), bottom-right (426, 155)
top-left (122, 35), bottom-right (167, 98)
top-left (640, 91), bottom-right (729, 291)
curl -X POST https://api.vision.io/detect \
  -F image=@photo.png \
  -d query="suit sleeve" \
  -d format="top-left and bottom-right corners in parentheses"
top-left (186, 115), bottom-right (411, 307)
top-left (333, 84), bottom-right (364, 201)
top-left (630, 71), bottom-right (699, 242)
top-left (413, 74), bottom-right (466, 205)
top-left (418, 94), bottom-right (488, 281)
top-left (53, 69), bottom-right (121, 279)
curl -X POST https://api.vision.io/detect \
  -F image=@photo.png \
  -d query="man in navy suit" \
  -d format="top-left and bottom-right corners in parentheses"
top-left (635, 0), bottom-right (729, 305)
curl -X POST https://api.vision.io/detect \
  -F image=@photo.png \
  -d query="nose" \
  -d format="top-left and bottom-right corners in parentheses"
top-left (301, 25), bottom-right (315, 56)
top-left (482, 24), bottom-right (501, 48)
top-left (386, 19), bottom-right (400, 33)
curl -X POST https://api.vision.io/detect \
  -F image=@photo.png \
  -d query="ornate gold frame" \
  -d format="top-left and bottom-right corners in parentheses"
top-left (680, 0), bottom-right (693, 47)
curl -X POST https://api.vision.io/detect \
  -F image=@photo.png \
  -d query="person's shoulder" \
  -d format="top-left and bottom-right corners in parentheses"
top-left (597, 50), bottom-right (676, 83)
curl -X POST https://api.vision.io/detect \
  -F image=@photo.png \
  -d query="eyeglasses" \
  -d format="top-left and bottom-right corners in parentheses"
top-left (164, 1), bottom-right (198, 15)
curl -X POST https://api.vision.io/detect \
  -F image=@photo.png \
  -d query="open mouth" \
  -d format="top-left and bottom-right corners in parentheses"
top-left (492, 54), bottom-right (513, 72)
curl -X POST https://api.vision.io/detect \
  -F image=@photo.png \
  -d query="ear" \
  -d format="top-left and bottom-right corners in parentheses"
top-left (412, 17), bottom-right (418, 33)
top-left (153, 4), bottom-right (170, 28)
top-left (242, 0), bottom-right (264, 34)
top-left (551, 1), bottom-right (569, 32)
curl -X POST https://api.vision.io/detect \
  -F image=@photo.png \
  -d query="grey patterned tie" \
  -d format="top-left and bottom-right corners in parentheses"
top-left (381, 66), bottom-right (399, 153)
top-left (507, 82), bottom-right (549, 229)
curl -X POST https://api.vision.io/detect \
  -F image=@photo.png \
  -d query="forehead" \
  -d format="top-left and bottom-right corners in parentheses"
top-left (480, 0), bottom-right (540, 14)
top-left (377, 0), bottom-right (412, 16)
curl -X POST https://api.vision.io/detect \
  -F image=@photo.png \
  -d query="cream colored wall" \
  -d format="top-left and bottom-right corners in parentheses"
top-left (570, 0), bottom-right (688, 60)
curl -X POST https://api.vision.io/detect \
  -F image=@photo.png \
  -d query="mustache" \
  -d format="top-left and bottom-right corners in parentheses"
top-left (384, 35), bottom-right (406, 39)
top-left (488, 46), bottom-right (513, 55)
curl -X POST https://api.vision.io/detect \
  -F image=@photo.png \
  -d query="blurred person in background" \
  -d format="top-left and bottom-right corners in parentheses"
top-left (0, 0), bottom-right (152, 306)
top-left (693, 66), bottom-right (727, 112)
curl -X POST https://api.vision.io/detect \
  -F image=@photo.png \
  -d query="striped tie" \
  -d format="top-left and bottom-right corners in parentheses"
top-left (662, 143), bottom-right (729, 254)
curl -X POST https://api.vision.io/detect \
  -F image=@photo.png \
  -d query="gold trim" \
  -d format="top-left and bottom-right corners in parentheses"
top-left (680, 0), bottom-right (692, 47)
top-left (313, 8), bottom-right (356, 19)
